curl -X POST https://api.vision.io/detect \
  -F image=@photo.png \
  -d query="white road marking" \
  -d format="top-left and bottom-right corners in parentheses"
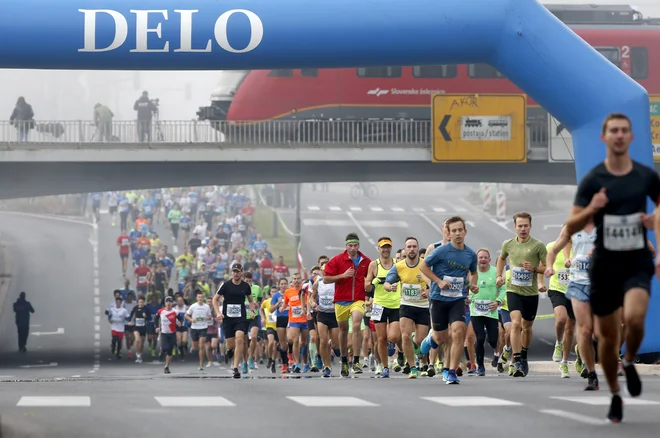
top-left (413, 207), bottom-right (426, 213)
top-left (94, 316), bottom-right (100, 323)
top-left (307, 205), bottom-right (320, 211)
top-left (32, 328), bottom-right (65, 336)
top-left (346, 212), bottom-right (376, 246)
top-left (17, 397), bottom-right (90, 407)
top-left (94, 306), bottom-right (100, 314)
top-left (303, 219), bottom-right (353, 227)
top-left (349, 206), bottom-right (362, 212)
top-left (94, 325), bottom-right (100, 331)
top-left (91, 224), bottom-right (101, 375)
top-left (287, 396), bottom-right (378, 407)
top-left (432, 207), bottom-right (447, 213)
top-left (328, 206), bottom-right (342, 212)
top-left (550, 396), bottom-right (660, 406)
top-left (93, 297), bottom-right (100, 305)
top-left (361, 220), bottom-right (409, 228)
top-left (19, 362), bottom-right (58, 369)
top-left (539, 409), bottom-right (605, 426)
top-left (422, 397), bottom-right (522, 407)
top-left (94, 287), bottom-right (100, 296)
top-left (490, 218), bottom-right (511, 232)
top-left (455, 207), bottom-right (467, 212)
top-left (155, 397), bottom-right (236, 407)
top-left (0, 211), bottom-right (92, 228)
top-left (369, 206), bottom-right (384, 212)
top-left (391, 207), bottom-right (404, 212)
top-left (419, 213), bottom-right (444, 234)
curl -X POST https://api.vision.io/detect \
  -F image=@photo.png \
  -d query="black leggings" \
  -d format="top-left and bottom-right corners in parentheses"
top-left (471, 316), bottom-right (499, 368)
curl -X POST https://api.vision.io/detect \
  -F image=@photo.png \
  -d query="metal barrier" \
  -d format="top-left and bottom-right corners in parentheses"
top-left (0, 119), bottom-right (433, 146)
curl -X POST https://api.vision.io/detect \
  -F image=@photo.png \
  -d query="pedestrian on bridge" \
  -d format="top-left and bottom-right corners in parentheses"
top-left (13, 292), bottom-right (35, 352)
top-left (93, 103), bottom-right (115, 142)
top-left (9, 96), bottom-right (35, 142)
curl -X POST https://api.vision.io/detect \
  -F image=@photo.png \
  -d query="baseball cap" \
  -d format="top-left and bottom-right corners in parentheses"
top-left (232, 264), bottom-right (243, 272)
top-left (378, 238), bottom-right (393, 248)
top-left (165, 296), bottom-right (173, 303)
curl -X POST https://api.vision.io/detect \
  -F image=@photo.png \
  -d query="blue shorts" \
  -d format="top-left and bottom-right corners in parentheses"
top-left (566, 282), bottom-right (590, 303)
top-left (288, 322), bottom-right (308, 329)
top-left (465, 310), bottom-right (471, 326)
top-left (499, 309), bottom-right (511, 325)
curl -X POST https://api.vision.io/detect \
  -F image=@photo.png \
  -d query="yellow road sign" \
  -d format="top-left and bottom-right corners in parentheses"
top-left (431, 94), bottom-right (527, 162)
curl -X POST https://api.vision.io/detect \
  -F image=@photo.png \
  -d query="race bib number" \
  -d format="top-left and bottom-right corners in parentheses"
top-left (604, 213), bottom-right (644, 251)
top-left (121, 238), bottom-right (129, 246)
top-left (371, 304), bottom-right (384, 321)
top-left (511, 267), bottom-right (533, 287)
top-left (238, 224), bottom-right (246, 232)
top-left (268, 311), bottom-right (277, 323)
top-left (441, 276), bottom-right (464, 298)
top-left (473, 300), bottom-right (491, 316)
top-left (574, 256), bottom-right (590, 273)
top-left (135, 318), bottom-right (145, 327)
top-left (402, 284), bottom-right (421, 302)
top-left (226, 304), bottom-right (242, 318)
top-left (319, 297), bottom-right (333, 308)
top-left (557, 269), bottom-right (570, 286)
top-left (138, 276), bottom-right (147, 284)
top-left (292, 306), bottom-right (303, 318)
top-left (263, 268), bottom-right (272, 276)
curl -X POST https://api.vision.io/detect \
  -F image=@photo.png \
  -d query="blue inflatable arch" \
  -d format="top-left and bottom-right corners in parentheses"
top-left (0, 0), bottom-right (657, 352)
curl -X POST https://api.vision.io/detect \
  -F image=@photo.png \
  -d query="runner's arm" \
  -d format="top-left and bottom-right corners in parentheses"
top-left (546, 230), bottom-right (571, 269)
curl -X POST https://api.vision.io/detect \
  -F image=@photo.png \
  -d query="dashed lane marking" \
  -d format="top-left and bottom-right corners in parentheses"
top-left (287, 396), bottom-right (378, 407)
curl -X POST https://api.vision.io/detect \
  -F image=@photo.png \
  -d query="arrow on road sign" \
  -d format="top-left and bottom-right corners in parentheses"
top-left (439, 115), bottom-right (452, 141)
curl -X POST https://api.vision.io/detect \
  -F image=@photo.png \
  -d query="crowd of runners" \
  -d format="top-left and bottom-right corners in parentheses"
top-left (104, 113), bottom-right (660, 424)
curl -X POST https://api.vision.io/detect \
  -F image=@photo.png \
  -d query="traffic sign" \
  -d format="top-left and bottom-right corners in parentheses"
top-left (549, 95), bottom-right (660, 162)
top-left (431, 94), bottom-right (527, 162)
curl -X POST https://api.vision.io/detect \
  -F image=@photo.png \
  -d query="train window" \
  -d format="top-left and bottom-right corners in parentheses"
top-left (468, 64), bottom-right (505, 78)
top-left (356, 67), bottom-right (402, 78)
top-left (301, 68), bottom-right (318, 77)
top-left (413, 65), bottom-right (457, 78)
top-left (631, 47), bottom-right (648, 80)
top-left (268, 69), bottom-right (293, 77)
top-left (595, 47), bottom-right (621, 68)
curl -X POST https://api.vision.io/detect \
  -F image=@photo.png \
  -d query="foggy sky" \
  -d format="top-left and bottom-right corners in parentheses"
top-left (1, 1), bottom-right (656, 122)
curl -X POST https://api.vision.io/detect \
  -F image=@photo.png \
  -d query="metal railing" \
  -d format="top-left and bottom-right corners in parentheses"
top-left (0, 119), bottom-right (433, 146)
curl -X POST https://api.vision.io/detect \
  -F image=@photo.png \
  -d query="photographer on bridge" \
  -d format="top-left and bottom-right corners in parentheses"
top-left (133, 91), bottom-right (159, 142)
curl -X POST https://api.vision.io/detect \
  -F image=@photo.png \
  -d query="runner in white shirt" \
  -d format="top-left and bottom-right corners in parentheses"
top-left (108, 297), bottom-right (130, 359)
top-left (194, 221), bottom-right (208, 238)
top-left (186, 292), bottom-right (213, 370)
top-left (158, 296), bottom-right (180, 374)
top-left (108, 192), bottom-right (119, 227)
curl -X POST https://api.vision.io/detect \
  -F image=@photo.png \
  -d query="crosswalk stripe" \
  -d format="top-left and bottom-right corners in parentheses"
top-left (432, 207), bottom-right (447, 213)
top-left (349, 206), bottom-right (362, 212)
top-left (370, 206), bottom-right (384, 212)
top-left (287, 396), bottom-right (378, 407)
top-left (421, 396), bottom-right (522, 407)
top-left (413, 207), bottom-right (426, 213)
top-left (539, 409), bottom-right (606, 426)
top-left (17, 396), bottom-right (91, 407)
top-left (391, 207), bottom-right (405, 212)
top-left (307, 205), bottom-right (320, 211)
top-left (328, 206), bottom-right (342, 212)
top-left (550, 396), bottom-right (660, 406)
top-left (155, 397), bottom-right (236, 407)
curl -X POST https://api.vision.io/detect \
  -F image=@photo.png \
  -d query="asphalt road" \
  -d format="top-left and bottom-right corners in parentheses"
top-left (2, 374), bottom-right (660, 438)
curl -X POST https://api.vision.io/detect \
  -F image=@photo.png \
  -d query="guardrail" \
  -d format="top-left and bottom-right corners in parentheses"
top-left (0, 119), bottom-right (434, 145)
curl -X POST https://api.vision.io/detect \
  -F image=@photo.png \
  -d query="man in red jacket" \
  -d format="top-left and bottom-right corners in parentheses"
top-left (323, 232), bottom-right (372, 377)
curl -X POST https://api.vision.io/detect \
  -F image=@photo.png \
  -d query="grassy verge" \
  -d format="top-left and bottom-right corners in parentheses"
top-left (253, 206), bottom-right (296, 266)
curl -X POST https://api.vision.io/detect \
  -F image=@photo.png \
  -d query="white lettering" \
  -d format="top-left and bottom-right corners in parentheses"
top-left (78, 9), bottom-right (128, 52)
top-left (174, 10), bottom-right (211, 52)
top-left (214, 9), bottom-right (263, 54)
top-left (131, 10), bottom-right (169, 52)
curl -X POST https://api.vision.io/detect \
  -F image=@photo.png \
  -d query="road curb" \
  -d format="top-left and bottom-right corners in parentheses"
top-left (529, 361), bottom-right (660, 375)
top-left (0, 233), bottom-right (13, 317)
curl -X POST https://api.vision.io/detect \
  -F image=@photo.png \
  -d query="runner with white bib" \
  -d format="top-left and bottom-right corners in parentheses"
top-left (185, 291), bottom-right (213, 371)
top-left (311, 261), bottom-right (340, 378)
top-left (546, 220), bottom-right (599, 390)
top-left (469, 248), bottom-right (505, 376)
top-left (540, 226), bottom-right (575, 377)
top-left (213, 263), bottom-right (256, 379)
top-left (420, 216), bottom-right (478, 385)
top-left (385, 237), bottom-right (432, 379)
top-left (564, 113), bottom-right (660, 423)
top-left (496, 212), bottom-right (547, 378)
top-left (365, 237), bottom-right (402, 378)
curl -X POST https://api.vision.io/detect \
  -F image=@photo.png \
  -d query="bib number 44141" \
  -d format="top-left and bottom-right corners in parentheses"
top-left (603, 213), bottom-right (644, 251)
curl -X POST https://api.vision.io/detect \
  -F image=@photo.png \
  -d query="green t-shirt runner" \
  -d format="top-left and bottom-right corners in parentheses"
top-left (470, 266), bottom-right (506, 319)
top-left (500, 236), bottom-right (547, 297)
top-left (246, 284), bottom-right (263, 319)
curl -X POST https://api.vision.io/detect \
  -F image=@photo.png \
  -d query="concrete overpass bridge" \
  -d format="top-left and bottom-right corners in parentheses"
top-left (0, 119), bottom-right (624, 198)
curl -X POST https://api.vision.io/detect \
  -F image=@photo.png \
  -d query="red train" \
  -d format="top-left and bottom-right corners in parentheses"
top-left (197, 4), bottom-right (660, 146)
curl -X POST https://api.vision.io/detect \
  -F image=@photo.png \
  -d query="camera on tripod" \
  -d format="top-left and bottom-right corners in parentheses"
top-left (150, 98), bottom-right (160, 107)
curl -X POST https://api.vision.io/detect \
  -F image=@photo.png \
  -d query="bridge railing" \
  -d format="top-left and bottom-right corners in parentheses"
top-left (0, 120), bottom-right (433, 146)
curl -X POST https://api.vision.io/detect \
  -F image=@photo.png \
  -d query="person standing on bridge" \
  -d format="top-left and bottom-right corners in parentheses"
top-left (93, 103), bottom-right (114, 142)
top-left (133, 91), bottom-right (158, 142)
top-left (9, 96), bottom-right (35, 142)
top-left (13, 292), bottom-right (35, 352)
